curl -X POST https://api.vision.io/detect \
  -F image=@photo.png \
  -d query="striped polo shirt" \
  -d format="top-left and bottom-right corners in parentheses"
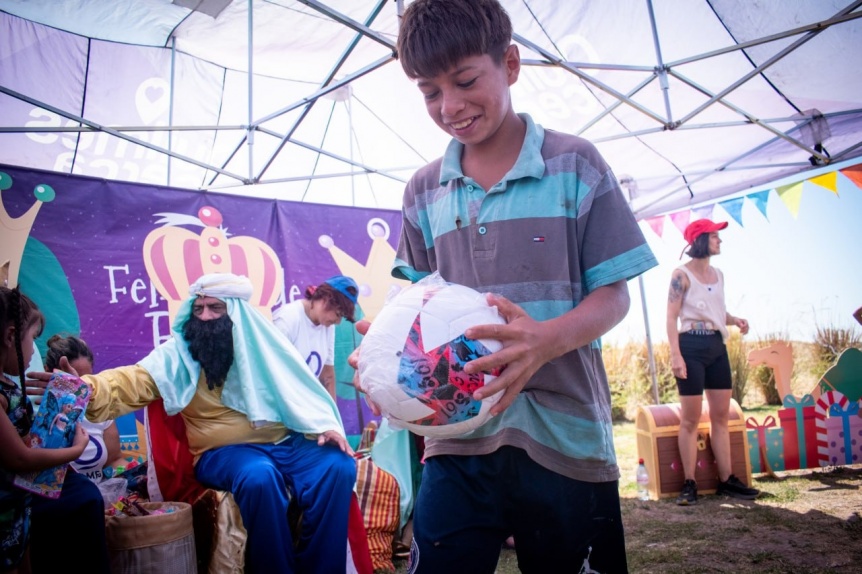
top-left (393, 114), bottom-right (658, 482)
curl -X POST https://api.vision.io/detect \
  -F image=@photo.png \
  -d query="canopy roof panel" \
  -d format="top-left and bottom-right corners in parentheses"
top-left (1, 0), bottom-right (861, 217)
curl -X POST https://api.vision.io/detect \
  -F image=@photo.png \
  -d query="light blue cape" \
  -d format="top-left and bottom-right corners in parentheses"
top-left (139, 295), bottom-right (344, 436)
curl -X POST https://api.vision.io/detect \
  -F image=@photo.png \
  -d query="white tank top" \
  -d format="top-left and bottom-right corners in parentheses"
top-left (677, 265), bottom-right (729, 342)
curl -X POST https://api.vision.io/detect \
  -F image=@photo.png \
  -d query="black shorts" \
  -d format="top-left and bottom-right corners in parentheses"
top-left (675, 331), bottom-right (732, 396)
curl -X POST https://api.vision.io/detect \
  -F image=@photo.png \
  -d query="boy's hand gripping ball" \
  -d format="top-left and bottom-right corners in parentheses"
top-left (358, 278), bottom-right (505, 438)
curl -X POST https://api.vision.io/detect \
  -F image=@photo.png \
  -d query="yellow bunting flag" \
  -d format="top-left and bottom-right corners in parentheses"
top-left (776, 182), bottom-right (804, 218)
top-left (807, 172), bottom-right (839, 195)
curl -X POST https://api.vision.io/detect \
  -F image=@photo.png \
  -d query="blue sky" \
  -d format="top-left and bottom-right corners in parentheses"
top-left (606, 160), bottom-right (862, 347)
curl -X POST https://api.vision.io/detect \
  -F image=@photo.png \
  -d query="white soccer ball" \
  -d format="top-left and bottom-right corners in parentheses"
top-left (358, 279), bottom-right (506, 438)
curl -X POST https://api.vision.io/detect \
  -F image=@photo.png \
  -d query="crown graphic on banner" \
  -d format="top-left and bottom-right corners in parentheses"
top-left (143, 205), bottom-right (283, 324)
top-left (0, 171), bottom-right (55, 289)
top-left (318, 217), bottom-right (410, 321)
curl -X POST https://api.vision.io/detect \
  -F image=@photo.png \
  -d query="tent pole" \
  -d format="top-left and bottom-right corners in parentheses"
top-left (349, 90), bottom-right (355, 205)
top-left (351, 324), bottom-right (364, 433)
top-left (168, 37), bottom-right (176, 187)
top-left (247, 0), bottom-right (254, 181)
top-left (638, 275), bottom-right (660, 404)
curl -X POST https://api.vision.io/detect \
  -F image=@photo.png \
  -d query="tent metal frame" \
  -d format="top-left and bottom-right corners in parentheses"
top-left (1, 0), bottom-right (860, 205)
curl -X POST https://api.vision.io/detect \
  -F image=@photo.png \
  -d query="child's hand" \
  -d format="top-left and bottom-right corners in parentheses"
top-left (348, 320), bottom-right (382, 416)
top-left (25, 376), bottom-right (48, 405)
top-left (465, 293), bottom-right (555, 416)
top-left (72, 424), bottom-right (89, 454)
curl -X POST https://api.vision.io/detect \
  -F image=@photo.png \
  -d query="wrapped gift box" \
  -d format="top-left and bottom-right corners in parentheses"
top-left (778, 395), bottom-right (818, 470)
top-left (824, 402), bottom-right (862, 466)
top-left (746, 416), bottom-right (785, 473)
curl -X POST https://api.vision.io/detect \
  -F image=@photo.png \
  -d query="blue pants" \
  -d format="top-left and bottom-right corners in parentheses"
top-left (29, 470), bottom-right (110, 574)
top-left (195, 434), bottom-right (356, 574)
top-left (410, 446), bottom-right (628, 574)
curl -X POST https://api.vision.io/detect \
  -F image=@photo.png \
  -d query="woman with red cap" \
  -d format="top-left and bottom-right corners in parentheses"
top-left (667, 219), bottom-right (759, 505)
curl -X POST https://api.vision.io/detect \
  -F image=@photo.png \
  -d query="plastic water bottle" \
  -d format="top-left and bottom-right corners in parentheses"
top-left (636, 458), bottom-right (650, 501)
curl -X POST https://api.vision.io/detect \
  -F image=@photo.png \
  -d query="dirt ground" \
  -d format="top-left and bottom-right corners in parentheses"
top-left (622, 464), bottom-right (862, 573)
top-left (393, 464), bottom-right (862, 574)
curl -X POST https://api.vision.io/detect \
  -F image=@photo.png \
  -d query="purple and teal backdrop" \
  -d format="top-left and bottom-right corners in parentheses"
top-left (1, 163), bottom-right (397, 447)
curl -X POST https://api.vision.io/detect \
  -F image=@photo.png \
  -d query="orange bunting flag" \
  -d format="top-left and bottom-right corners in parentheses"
top-left (839, 164), bottom-right (862, 190)
top-left (669, 210), bottom-right (691, 235)
top-left (807, 172), bottom-right (839, 195)
top-left (776, 182), bottom-right (804, 218)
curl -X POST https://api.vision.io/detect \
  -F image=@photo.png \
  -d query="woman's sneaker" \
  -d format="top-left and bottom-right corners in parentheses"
top-left (716, 474), bottom-right (759, 500)
top-left (676, 479), bottom-right (698, 506)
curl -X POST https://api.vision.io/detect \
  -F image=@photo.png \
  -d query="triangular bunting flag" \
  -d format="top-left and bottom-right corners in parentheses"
top-left (718, 197), bottom-right (745, 226)
top-left (840, 164), bottom-right (862, 190)
top-left (692, 204), bottom-right (714, 221)
top-left (776, 182), bottom-right (804, 218)
top-left (808, 172), bottom-right (839, 195)
top-left (669, 210), bottom-right (691, 235)
top-left (746, 190), bottom-right (770, 221)
top-left (645, 215), bottom-right (665, 237)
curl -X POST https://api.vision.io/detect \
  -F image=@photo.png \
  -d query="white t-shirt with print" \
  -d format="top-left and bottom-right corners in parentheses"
top-left (272, 299), bottom-right (334, 377)
top-left (71, 419), bottom-right (114, 482)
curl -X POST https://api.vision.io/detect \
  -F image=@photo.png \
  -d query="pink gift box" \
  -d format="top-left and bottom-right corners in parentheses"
top-left (824, 411), bottom-right (862, 466)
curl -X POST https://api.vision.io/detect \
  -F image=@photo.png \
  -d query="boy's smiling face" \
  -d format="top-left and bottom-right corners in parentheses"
top-left (416, 44), bottom-right (520, 149)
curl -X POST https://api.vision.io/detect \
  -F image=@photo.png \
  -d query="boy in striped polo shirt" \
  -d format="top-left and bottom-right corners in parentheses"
top-left (359, 1), bottom-right (658, 572)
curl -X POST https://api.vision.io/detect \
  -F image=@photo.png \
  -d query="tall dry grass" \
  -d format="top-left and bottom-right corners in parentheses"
top-left (813, 323), bottom-right (862, 375)
top-left (725, 330), bottom-right (751, 405)
top-left (603, 318), bottom-right (861, 418)
top-left (603, 340), bottom-right (676, 420)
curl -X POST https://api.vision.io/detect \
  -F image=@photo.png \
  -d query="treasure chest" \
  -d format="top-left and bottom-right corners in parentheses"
top-left (635, 399), bottom-right (752, 500)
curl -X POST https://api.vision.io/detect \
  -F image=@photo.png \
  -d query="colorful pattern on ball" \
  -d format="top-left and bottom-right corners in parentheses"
top-left (397, 311), bottom-right (502, 427)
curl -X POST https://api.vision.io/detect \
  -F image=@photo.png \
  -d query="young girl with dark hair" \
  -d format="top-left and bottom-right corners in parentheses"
top-left (0, 287), bottom-right (88, 573)
top-left (44, 334), bottom-right (125, 481)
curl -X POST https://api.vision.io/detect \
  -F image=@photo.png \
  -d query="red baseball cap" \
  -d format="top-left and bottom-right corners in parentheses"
top-left (683, 219), bottom-right (728, 245)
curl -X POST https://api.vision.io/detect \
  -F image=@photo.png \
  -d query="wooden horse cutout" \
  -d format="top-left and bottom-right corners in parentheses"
top-left (747, 341), bottom-right (793, 403)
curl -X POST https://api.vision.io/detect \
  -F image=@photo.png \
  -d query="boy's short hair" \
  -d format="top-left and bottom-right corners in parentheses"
top-left (397, 0), bottom-right (513, 79)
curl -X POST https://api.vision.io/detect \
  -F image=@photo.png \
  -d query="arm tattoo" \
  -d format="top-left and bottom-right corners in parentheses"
top-left (668, 273), bottom-right (685, 303)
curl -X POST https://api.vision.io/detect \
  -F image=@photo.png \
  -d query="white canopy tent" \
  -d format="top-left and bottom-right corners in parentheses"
top-left (2, 0), bottom-right (861, 217)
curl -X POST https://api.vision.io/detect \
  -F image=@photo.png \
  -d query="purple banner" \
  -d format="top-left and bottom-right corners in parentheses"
top-left (1, 163), bottom-right (401, 440)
